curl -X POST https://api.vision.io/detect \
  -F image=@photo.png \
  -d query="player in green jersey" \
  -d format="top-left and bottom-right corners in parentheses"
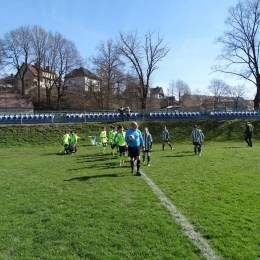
top-left (109, 125), bottom-right (117, 157)
top-left (100, 127), bottom-right (107, 154)
top-left (115, 125), bottom-right (126, 166)
top-left (69, 130), bottom-right (78, 153)
top-left (60, 130), bottom-right (70, 154)
top-left (244, 121), bottom-right (254, 147)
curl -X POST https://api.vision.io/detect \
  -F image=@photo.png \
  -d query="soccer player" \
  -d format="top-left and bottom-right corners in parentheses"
top-left (198, 129), bottom-right (204, 155)
top-left (100, 126), bottom-right (107, 154)
top-left (244, 121), bottom-right (254, 147)
top-left (109, 125), bottom-right (117, 157)
top-left (60, 130), bottom-right (70, 154)
top-left (191, 125), bottom-right (202, 156)
top-left (69, 130), bottom-right (78, 153)
top-left (142, 127), bottom-right (153, 166)
top-left (162, 125), bottom-right (173, 150)
top-left (125, 121), bottom-right (144, 176)
top-left (114, 125), bottom-right (126, 166)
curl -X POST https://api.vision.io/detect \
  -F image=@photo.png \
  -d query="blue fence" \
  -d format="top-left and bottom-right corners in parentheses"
top-left (212, 111), bottom-right (258, 117)
top-left (0, 111), bottom-right (259, 124)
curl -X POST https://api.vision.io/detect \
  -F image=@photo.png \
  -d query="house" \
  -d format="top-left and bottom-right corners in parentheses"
top-left (64, 67), bottom-right (101, 92)
top-left (0, 74), bottom-right (15, 89)
top-left (149, 86), bottom-right (165, 99)
top-left (17, 63), bottom-right (58, 89)
top-left (0, 93), bottom-right (34, 113)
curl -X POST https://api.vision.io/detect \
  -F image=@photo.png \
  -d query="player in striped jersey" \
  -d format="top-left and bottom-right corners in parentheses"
top-left (191, 125), bottom-right (202, 156)
top-left (162, 126), bottom-right (173, 150)
top-left (198, 129), bottom-right (204, 154)
top-left (142, 127), bottom-right (153, 166)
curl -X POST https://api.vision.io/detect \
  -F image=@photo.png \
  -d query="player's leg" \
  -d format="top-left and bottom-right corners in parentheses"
top-left (142, 151), bottom-right (146, 164)
top-left (168, 141), bottom-right (173, 150)
top-left (147, 151), bottom-right (151, 166)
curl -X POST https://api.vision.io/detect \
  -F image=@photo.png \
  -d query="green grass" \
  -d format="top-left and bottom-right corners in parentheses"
top-left (0, 140), bottom-right (260, 259)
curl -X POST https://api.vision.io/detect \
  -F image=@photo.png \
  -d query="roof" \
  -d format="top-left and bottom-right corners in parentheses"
top-left (65, 67), bottom-right (101, 81)
top-left (26, 63), bottom-right (58, 79)
top-left (0, 93), bottom-right (34, 109)
top-left (150, 86), bottom-right (164, 95)
top-left (27, 64), bottom-right (38, 77)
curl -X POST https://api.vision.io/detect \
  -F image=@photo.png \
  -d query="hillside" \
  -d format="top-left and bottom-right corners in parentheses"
top-left (1, 119), bottom-right (259, 147)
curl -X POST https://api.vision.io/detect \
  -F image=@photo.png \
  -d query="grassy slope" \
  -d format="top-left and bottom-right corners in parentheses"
top-left (1, 119), bottom-right (259, 147)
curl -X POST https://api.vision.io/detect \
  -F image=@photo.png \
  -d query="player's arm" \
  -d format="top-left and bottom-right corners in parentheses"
top-left (150, 135), bottom-right (153, 150)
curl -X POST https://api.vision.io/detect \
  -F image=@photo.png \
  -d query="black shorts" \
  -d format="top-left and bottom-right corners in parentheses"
top-left (128, 146), bottom-right (140, 158)
top-left (163, 139), bottom-right (169, 142)
top-left (111, 143), bottom-right (117, 149)
top-left (193, 142), bottom-right (200, 146)
top-left (118, 145), bottom-right (126, 154)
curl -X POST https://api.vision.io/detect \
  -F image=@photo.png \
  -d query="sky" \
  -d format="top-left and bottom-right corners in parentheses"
top-left (0, 0), bottom-right (255, 99)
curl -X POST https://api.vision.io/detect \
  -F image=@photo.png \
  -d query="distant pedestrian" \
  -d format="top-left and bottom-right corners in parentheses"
top-left (119, 106), bottom-right (124, 121)
top-left (125, 106), bottom-right (131, 121)
top-left (244, 121), bottom-right (254, 147)
top-left (125, 121), bottom-right (144, 176)
top-left (142, 127), bottom-right (153, 166)
top-left (191, 125), bottom-right (202, 155)
top-left (162, 126), bottom-right (173, 150)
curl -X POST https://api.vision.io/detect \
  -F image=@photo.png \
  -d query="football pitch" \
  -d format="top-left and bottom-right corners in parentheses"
top-left (0, 142), bottom-right (260, 260)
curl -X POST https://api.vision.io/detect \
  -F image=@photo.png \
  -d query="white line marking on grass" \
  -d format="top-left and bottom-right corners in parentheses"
top-left (140, 171), bottom-right (221, 260)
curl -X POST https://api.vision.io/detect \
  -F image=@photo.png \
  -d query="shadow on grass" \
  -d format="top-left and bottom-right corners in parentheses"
top-left (223, 146), bottom-right (246, 149)
top-left (165, 151), bottom-right (194, 157)
top-left (165, 154), bottom-right (195, 157)
top-left (76, 153), bottom-right (113, 162)
top-left (64, 173), bottom-right (120, 181)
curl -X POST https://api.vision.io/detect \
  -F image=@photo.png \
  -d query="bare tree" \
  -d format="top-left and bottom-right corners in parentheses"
top-left (30, 25), bottom-right (49, 106)
top-left (227, 84), bottom-right (247, 110)
top-left (0, 39), bottom-right (5, 70)
top-left (51, 33), bottom-right (83, 109)
top-left (90, 38), bottom-right (124, 109)
top-left (117, 30), bottom-right (169, 109)
top-left (208, 79), bottom-right (229, 110)
top-left (169, 79), bottom-right (190, 104)
top-left (2, 25), bottom-right (33, 95)
top-left (212, 0), bottom-right (260, 108)
top-left (124, 74), bottom-right (140, 109)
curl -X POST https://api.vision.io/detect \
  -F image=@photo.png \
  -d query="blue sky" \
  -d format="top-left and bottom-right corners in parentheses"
top-left (0, 0), bottom-right (254, 98)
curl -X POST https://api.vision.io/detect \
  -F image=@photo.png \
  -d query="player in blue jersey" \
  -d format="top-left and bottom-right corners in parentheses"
top-left (125, 121), bottom-right (144, 176)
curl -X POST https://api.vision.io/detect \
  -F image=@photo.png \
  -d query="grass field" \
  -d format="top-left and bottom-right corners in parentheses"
top-left (1, 140), bottom-right (260, 260)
